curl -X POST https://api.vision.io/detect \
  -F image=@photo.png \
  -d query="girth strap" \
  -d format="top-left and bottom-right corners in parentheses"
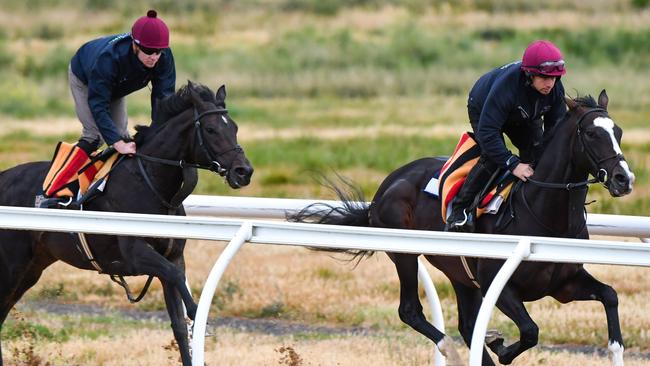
top-left (460, 256), bottom-right (481, 289)
top-left (77, 232), bottom-right (103, 272)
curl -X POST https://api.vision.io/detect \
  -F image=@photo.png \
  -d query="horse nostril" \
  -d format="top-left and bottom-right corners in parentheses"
top-left (234, 166), bottom-right (253, 178)
top-left (614, 173), bottom-right (628, 184)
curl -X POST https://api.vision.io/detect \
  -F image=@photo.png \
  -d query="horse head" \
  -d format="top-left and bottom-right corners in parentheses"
top-left (566, 90), bottom-right (634, 197)
top-left (146, 81), bottom-right (254, 189)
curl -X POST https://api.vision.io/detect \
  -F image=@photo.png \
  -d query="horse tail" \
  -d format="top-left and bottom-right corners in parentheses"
top-left (287, 173), bottom-right (375, 261)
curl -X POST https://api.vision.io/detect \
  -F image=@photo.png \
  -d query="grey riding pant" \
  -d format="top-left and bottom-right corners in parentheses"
top-left (68, 64), bottom-right (128, 148)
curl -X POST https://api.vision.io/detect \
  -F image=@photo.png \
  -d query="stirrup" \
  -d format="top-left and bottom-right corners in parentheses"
top-left (37, 196), bottom-right (75, 209)
top-left (445, 210), bottom-right (474, 232)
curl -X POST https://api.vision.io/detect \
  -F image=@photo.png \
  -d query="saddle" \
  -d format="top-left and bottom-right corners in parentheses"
top-left (36, 142), bottom-right (120, 209)
top-left (424, 132), bottom-right (516, 223)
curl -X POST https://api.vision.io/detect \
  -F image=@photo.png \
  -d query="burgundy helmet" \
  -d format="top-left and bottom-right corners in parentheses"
top-left (131, 10), bottom-right (169, 49)
top-left (521, 40), bottom-right (566, 77)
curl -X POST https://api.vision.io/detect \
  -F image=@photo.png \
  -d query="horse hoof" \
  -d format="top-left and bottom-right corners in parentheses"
top-left (486, 329), bottom-right (504, 353)
top-left (437, 336), bottom-right (464, 366)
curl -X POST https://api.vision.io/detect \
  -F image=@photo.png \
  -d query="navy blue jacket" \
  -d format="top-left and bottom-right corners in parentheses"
top-left (468, 61), bottom-right (566, 169)
top-left (70, 33), bottom-right (176, 145)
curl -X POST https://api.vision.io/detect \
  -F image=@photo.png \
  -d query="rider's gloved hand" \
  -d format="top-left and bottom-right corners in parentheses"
top-left (113, 140), bottom-right (136, 155)
top-left (512, 163), bottom-right (534, 181)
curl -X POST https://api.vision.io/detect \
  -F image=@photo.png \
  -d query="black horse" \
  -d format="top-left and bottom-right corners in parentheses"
top-left (290, 91), bottom-right (635, 365)
top-left (0, 81), bottom-right (253, 366)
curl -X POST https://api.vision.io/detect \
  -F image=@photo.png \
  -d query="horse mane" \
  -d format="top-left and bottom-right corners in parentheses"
top-left (572, 94), bottom-right (598, 109)
top-left (543, 93), bottom-right (599, 144)
top-left (134, 82), bottom-right (221, 144)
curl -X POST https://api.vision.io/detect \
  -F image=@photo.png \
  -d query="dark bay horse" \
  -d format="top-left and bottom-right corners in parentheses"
top-left (0, 81), bottom-right (253, 365)
top-left (290, 91), bottom-right (634, 365)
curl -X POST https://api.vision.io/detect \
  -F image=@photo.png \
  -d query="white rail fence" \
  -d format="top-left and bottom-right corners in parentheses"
top-left (2, 201), bottom-right (650, 365)
top-left (183, 194), bottom-right (650, 238)
top-left (182, 195), bottom-right (650, 365)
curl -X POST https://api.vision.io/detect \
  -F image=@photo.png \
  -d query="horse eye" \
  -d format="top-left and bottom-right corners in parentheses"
top-left (585, 130), bottom-right (596, 138)
top-left (205, 127), bottom-right (216, 134)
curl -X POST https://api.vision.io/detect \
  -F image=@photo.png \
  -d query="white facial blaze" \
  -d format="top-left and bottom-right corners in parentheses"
top-left (593, 117), bottom-right (621, 154)
top-left (222, 115), bottom-right (228, 124)
top-left (593, 117), bottom-right (635, 183)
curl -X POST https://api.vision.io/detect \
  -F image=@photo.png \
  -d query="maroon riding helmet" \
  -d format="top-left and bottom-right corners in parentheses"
top-left (521, 40), bottom-right (566, 77)
top-left (131, 10), bottom-right (169, 49)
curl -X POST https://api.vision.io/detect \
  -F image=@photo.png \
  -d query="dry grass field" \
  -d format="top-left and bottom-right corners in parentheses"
top-left (3, 237), bottom-right (649, 365)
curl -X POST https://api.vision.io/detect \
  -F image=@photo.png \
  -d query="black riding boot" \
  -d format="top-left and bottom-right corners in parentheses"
top-left (444, 159), bottom-right (496, 233)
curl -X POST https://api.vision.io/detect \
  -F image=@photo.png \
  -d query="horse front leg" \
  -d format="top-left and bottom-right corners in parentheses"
top-left (161, 278), bottom-right (192, 366)
top-left (118, 237), bottom-right (198, 320)
top-left (485, 285), bottom-right (539, 365)
top-left (552, 268), bottom-right (624, 366)
top-left (388, 252), bottom-right (462, 365)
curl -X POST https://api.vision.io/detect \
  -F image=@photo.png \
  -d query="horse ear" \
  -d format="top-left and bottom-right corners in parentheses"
top-left (565, 95), bottom-right (578, 110)
top-left (216, 85), bottom-right (227, 102)
top-left (186, 80), bottom-right (203, 105)
top-left (598, 89), bottom-right (609, 110)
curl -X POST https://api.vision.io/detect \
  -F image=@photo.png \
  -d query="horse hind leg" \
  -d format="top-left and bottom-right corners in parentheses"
top-left (388, 253), bottom-right (462, 365)
top-left (552, 268), bottom-right (624, 366)
top-left (0, 253), bottom-right (55, 366)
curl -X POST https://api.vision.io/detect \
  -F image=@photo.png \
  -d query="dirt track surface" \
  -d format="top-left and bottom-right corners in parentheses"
top-left (19, 300), bottom-right (650, 361)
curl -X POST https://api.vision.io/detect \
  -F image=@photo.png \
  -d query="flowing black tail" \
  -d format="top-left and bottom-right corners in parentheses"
top-left (287, 174), bottom-right (375, 260)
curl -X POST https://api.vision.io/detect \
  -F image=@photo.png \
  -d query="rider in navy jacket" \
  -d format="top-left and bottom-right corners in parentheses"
top-left (468, 60), bottom-right (565, 170)
top-left (445, 40), bottom-right (568, 233)
top-left (41, 10), bottom-right (175, 202)
top-left (70, 32), bottom-right (175, 147)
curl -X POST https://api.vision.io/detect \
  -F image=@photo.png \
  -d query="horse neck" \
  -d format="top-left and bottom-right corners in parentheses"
top-left (520, 116), bottom-right (589, 235)
top-left (133, 109), bottom-right (196, 199)
top-left (535, 116), bottom-right (589, 184)
top-left (138, 109), bottom-right (195, 160)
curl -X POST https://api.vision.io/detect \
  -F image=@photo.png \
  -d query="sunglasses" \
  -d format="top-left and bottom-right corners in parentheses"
top-left (534, 60), bottom-right (565, 74)
top-left (135, 42), bottom-right (163, 56)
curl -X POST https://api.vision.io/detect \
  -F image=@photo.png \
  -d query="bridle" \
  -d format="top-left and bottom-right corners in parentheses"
top-left (526, 106), bottom-right (622, 190)
top-left (134, 106), bottom-right (242, 176)
top-left (133, 105), bottom-right (243, 209)
top-left (192, 107), bottom-right (243, 176)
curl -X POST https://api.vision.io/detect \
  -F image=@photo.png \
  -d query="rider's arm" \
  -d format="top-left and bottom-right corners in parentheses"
top-left (476, 84), bottom-right (517, 170)
top-left (87, 54), bottom-right (122, 146)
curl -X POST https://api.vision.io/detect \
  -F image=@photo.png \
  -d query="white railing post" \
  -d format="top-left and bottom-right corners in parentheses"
top-left (469, 238), bottom-right (531, 366)
top-left (191, 221), bottom-right (253, 366)
top-left (418, 258), bottom-right (446, 366)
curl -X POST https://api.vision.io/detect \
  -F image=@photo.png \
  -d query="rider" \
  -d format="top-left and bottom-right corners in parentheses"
top-left (444, 39), bottom-right (567, 232)
top-left (41, 9), bottom-right (175, 202)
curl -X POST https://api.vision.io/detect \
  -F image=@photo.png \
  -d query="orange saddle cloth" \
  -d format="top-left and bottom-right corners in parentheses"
top-left (42, 141), bottom-right (119, 200)
top-left (432, 132), bottom-right (514, 223)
